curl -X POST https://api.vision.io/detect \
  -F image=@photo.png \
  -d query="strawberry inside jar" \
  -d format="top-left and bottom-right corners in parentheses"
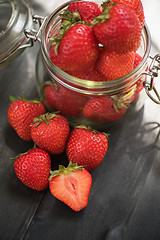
top-left (36, 0), bottom-right (151, 130)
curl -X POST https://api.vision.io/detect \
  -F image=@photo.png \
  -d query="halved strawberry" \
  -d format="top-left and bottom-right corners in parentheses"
top-left (49, 162), bottom-right (92, 212)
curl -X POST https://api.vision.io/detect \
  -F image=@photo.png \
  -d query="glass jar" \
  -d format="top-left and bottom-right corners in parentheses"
top-left (35, 0), bottom-right (151, 130)
top-left (1, 0), bottom-right (160, 130)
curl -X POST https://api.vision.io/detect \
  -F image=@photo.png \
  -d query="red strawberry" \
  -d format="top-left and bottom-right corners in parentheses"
top-left (83, 94), bottom-right (134, 123)
top-left (92, 2), bottom-right (142, 53)
top-left (8, 96), bottom-right (46, 141)
top-left (49, 162), bottom-right (92, 212)
top-left (49, 23), bottom-right (99, 72)
top-left (100, 96), bottom-right (128, 122)
top-left (96, 50), bottom-right (135, 80)
top-left (43, 83), bottom-right (58, 110)
top-left (133, 53), bottom-right (146, 96)
top-left (43, 83), bottom-right (87, 116)
top-left (112, 0), bottom-right (145, 28)
top-left (67, 1), bottom-right (104, 24)
top-left (69, 64), bottom-right (108, 81)
top-left (83, 97), bottom-right (111, 123)
top-left (14, 147), bottom-right (51, 191)
top-left (133, 52), bottom-right (142, 69)
top-left (66, 126), bottom-right (108, 171)
top-left (31, 112), bottom-right (70, 154)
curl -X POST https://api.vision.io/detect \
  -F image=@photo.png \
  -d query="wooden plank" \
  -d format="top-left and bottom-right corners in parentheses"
top-left (0, 45), bottom-right (46, 240)
top-left (23, 91), bottom-right (160, 240)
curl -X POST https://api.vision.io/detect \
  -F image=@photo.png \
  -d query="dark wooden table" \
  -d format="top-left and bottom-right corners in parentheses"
top-left (1, 0), bottom-right (160, 239)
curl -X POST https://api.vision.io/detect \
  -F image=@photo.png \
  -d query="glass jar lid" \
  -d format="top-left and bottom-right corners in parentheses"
top-left (0, 0), bottom-right (33, 68)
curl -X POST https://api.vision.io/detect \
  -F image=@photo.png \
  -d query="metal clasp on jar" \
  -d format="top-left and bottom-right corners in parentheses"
top-left (143, 54), bottom-right (160, 104)
top-left (19, 15), bottom-right (47, 49)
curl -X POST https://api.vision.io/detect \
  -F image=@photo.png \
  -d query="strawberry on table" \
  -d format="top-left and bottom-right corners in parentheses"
top-left (8, 96), bottom-right (46, 141)
top-left (96, 50), bottom-right (135, 80)
top-left (92, 1), bottom-right (142, 53)
top-left (49, 161), bottom-right (92, 212)
top-left (66, 126), bottom-right (108, 171)
top-left (31, 112), bottom-right (70, 155)
top-left (14, 147), bottom-right (51, 191)
top-left (49, 23), bottom-right (99, 73)
top-left (67, 1), bottom-right (104, 24)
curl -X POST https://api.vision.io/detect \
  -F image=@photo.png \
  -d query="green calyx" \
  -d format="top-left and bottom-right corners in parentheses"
top-left (9, 93), bottom-right (41, 104)
top-left (43, 81), bottom-right (59, 90)
top-left (49, 161), bottom-right (84, 181)
top-left (111, 85), bottom-right (136, 113)
top-left (92, 0), bottom-right (117, 25)
top-left (33, 112), bottom-right (59, 127)
top-left (10, 144), bottom-right (37, 163)
top-left (49, 9), bottom-right (88, 54)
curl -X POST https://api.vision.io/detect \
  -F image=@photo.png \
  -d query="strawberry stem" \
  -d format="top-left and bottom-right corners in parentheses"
top-left (33, 112), bottom-right (60, 127)
top-left (91, 0), bottom-right (117, 25)
top-left (49, 10), bottom-right (82, 54)
top-left (49, 161), bottom-right (84, 181)
top-left (9, 93), bottom-right (42, 104)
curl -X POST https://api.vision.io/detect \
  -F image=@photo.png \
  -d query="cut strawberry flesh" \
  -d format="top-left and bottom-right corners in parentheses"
top-left (49, 170), bottom-right (92, 212)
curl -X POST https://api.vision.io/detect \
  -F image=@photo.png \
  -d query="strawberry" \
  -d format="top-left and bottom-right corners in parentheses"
top-left (49, 161), bottom-right (92, 211)
top-left (112, 0), bottom-right (145, 28)
top-left (67, 1), bottom-right (104, 24)
top-left (133, 53), bottom-right (146, 96)
top-left (92, 2), bottom-right (142, 53)
top-left (83, 97), bottom-right (111, 124)
top-left (14, 147), bottom-right (51, 191)
top-left (83, 93), bottom-right (135, 123)
top-left (68, 46), bottom-right (108, 81)
top-left (49, 23), bottom-right (99, 72)
top-left (133, 52), bottom-right (142, 69)
top-left (100, 96), bottom-right (128, 122)
top-left (8, 96), bottom-right (46, 141)
top-left (43, 83), bottom-right (58, 111)
top-left (69, 64), bottom-right (108, 81)
top-left (31, 112), bottom-right (70, 154)
top-left (96, 50), bottom-right (135, 80)
top-left (43, 82), bottom-right (87, 116)
top-left (66, 126), bottom-right (108, 171)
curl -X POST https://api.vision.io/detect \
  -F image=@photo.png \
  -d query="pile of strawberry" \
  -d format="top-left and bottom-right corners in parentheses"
top-left (49, 0), bottom-right (144, 80)
top-left (8, 96), bottom-right (108, 211)
top-left (46, 0), bottom-right (145, 123)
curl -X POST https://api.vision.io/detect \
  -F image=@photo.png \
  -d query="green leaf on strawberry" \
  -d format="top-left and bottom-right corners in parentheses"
top-left (92, 0), bottom-right (117, 25)
top-left (50, 10), bottom-right (82, 54)
top-left (49, 161), bottom-right (84, 180)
